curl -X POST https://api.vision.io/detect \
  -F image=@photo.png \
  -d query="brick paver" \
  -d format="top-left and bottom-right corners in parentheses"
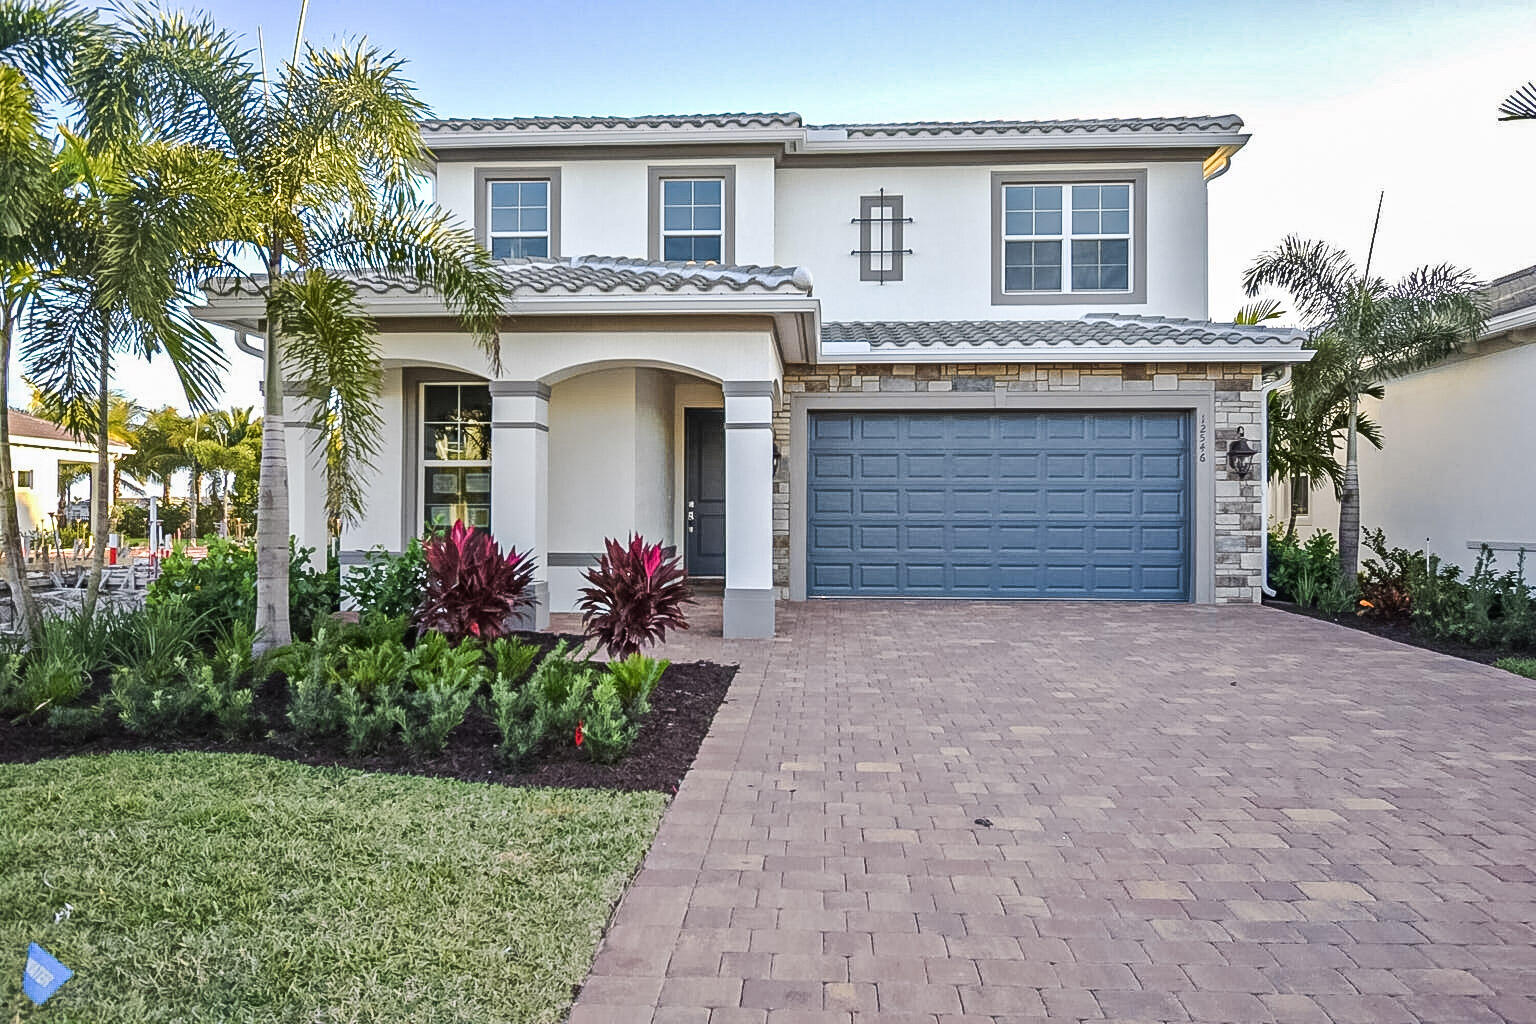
top-left (565, 600), bottom-right (1536, 1023)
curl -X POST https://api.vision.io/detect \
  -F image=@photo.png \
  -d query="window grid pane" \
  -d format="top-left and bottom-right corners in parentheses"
top-left (422, 383), bottom-right (491, 532)
top-left (1002, 181), bottom-right (1131, 294)
top-left (660, 178), bottom-right (725, 262)
top-left (487, 179), bottom-right (550, 257)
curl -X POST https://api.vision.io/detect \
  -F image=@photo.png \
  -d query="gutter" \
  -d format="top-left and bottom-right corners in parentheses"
top-left (1258, 365), bottom-right (1292, 597)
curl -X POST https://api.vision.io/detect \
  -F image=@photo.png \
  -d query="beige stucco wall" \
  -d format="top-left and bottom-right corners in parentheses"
top-left (774, 361), bottom-right (1265, 604)
top-left (1271, 341), bottom-right (1536, 572)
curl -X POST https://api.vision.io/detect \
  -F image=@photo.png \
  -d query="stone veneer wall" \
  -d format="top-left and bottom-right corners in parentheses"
top-left (771, 362), bottom-right (1266, 604)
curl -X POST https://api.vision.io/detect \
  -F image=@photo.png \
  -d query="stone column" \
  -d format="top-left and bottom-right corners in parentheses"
top-left (282, 386), bottom-right (328, 567)
top-left (489, 380), bottom-right (550, 629)
top-left (722, 380), bottom-right (777, 638)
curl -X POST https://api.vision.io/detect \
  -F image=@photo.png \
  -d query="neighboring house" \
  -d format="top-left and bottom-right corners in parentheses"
top-left (1273, 264), bottom-right (1536, 571)
top-left (196, 111), bottom-right (1311, 637)
top-left (6, 411), bottom-right (131, 535)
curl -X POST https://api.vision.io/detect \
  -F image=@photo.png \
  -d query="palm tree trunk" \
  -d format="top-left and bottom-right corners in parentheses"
top-left (83, 317), bottom-right (111, 618)
top-left (1287, 505), bottom-right (1299, 539)
top-left (1338, 394), bottom-right (1362, 580)
top-left (0, 308), bottom-right (40, 635)
top-left (188, 463), bottom-right (200, 541)
top-left (254, 274), bottom-right (292, 655)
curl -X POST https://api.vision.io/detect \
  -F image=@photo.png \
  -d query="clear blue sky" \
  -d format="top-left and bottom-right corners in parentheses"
top-left (21, 0), bottom-right (1536, 412)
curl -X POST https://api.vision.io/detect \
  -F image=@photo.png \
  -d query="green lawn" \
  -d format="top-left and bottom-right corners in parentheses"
top-left (0, 753), bottom-right (664, 1023)
top-left (1496, 657), bottom-right (1536, 680)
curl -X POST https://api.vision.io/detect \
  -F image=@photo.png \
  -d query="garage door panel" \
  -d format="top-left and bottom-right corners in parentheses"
top-left (807, 410), bottom-right (1189, 600)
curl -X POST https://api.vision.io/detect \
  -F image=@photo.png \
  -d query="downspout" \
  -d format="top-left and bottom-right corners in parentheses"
top-left (1258, 365), bottom-right (1292, 597)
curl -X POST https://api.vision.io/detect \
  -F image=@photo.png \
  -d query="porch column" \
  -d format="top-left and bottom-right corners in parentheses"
top-left (490, 380), bottom-right (550, 629)
top-left (282, 386), bottom-right (328, 566)
top-left (722, 380), bottom-right (777, 638)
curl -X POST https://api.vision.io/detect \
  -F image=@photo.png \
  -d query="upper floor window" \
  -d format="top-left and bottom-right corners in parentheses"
top-left (474, 167), bottom-right (561, 259)
top-left (488, 180), bottom-right (550, 258)
top-left (991, 171), bottom-right (1146, 305)
top-left (649, 166), bottom-right (736, 264)
top-left (662, 179), bottom-right (723, 261)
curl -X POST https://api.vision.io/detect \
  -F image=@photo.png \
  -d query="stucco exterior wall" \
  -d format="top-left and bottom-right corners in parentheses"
top-left (773, 362), bottom-right (1264, 604)
top-left (1271, 342), bottom-right (1536, 572)
top-left (772, 160), bottom-right (1210, 322)
top-left (434, 156), bottom-right (778, 265)
top-left (11, 445), bottom-right (65, 533)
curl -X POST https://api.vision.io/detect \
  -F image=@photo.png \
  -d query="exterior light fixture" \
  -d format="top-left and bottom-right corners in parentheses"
top-left (1226, 427), bottom-right (1258, 479)
top-left (772, 443), bottom-right (783, 476)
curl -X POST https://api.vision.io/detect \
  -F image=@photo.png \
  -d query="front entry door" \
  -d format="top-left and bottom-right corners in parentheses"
top-left (684, 408), bottom-right (726, 576)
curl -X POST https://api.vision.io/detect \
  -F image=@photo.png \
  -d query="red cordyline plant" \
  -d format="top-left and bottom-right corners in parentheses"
top-left (413, 521), bottom-right (537, 642)
top-left (578, 534), bottom-right (693, 658)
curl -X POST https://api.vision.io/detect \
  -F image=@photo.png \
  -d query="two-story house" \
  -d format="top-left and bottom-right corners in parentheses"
top-left (197, 112), bottom-right (1311, 638)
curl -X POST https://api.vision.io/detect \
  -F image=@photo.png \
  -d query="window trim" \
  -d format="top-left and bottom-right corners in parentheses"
top-left (858, 193), bottom-right (905, 283)
top-left (15, 470), bottom-right (33, 489)
top-left (473, 167), bottom-right (561, 259)
top-left (417, 380), bottom-right (493, 535)
top-left (990, 169), bottom-right (1147, 306)
top-left (1290, 473), bottom-right (1311, 517)
top-left (647, 165), bottom-right (736, 264)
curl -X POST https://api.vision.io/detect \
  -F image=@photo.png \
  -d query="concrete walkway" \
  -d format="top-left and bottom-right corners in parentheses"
top-left (564, 600), bottom-right (1536, 1023)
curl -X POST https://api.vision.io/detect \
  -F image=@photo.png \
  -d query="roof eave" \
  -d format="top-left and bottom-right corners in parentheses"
top-left (791, 131), bottom-right (1251, 157)
top-left (819, 341), bottom-right (1313, 365)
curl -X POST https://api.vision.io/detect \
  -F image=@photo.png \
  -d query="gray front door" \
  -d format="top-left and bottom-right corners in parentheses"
top-left (807, 410), bottom-right (1190, 599)
top-left (684, 407), bottom-right (726, 577)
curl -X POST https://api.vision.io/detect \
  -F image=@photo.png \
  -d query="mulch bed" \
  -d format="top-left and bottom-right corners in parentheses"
top-left (0, 631), bottom-right (737, 794)
top-left (1265, 599), bottom-right (1535, 667)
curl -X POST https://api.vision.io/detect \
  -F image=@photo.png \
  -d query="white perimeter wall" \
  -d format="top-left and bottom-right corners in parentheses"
top-left (11, 445), bottom-right (63, 532)
top-left (773, 160), bottom-right (1210, 322)
top-left (1271, 343), bottom-right (1536, 572)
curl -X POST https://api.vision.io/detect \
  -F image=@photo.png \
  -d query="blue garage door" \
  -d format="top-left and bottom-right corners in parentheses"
top-left (807, 410), bottom-right (1190, 600)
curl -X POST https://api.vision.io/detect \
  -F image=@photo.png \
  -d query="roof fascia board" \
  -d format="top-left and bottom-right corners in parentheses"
top-left (423, 127), bottom-right (806, 150)
top-left (819, 342), bottom-right (1313, 365)
top-left (790, 131), bottom-right (1250, 155)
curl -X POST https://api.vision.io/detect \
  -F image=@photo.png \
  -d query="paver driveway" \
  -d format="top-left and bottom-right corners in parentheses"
top-left (566, 601), bottom-right (1536, 1023)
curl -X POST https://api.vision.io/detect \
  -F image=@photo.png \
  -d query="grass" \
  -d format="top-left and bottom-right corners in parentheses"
top-left (0, 752), bottom-right (665, 1023)
top-left (1495, 657), bottom-right (1536, 680)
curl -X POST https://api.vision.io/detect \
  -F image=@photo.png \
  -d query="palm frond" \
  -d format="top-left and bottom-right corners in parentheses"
top-left (0, 0), bottom-right (100, 103)
top-left (1233, 298), bottom-right (1285, 326)
top-left (0, 65), bottom-right (51, 238)
top-left (1241, 236), bottom-right (1358, 327)
top-left (305, 196), bottom-right (508, 368)
top-left (270, 269), bottom-right (383, 523)
top-left (1499, 81), bottom-right (1536, 121)
top-left (1372, 264), bottom-right (1485, 379)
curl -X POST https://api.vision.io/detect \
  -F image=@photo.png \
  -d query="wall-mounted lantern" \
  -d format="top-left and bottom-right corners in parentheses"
top-left (772, 443), bottom-right (783, 477)
top-left (1226, 427), bottom-right (1258, 479)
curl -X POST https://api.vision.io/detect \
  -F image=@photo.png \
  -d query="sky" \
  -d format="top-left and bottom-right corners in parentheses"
top-left (18, 0), bottom-right (1536, 414)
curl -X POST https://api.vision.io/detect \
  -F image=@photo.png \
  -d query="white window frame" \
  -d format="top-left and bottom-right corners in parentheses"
top-left (485, 178), bottom-right (551, 259)
top-left (419, 381), bottom-right (493, 535)
top-left (15, 470), bottom-right (33, 489)
top-left (659, 177), bottom-right (726, 263)
top-left (1000, 181), bottom-right (1135, 296)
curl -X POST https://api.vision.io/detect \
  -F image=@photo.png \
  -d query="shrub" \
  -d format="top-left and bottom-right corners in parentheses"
top-left (396, 680), bottom-right (476, 756)
top-left (488, 636), bottom-right (540, 689)
top-left (343, 538), bottom-right (427, 618)
top-left (580, 676), bottom-right (636, 764)
top-left (1497, 657), bottom-right (1536, 680)
top-left (13, 652), bottom-right (89, 717)
top-left (114, 503), bottom-right (148, 538)
top-left (414, 521), bottom-right (536, 642)
top-left (489, 641), bottom-right (594, 764)
top-left (578, 535), bottom-right (693, 658)
top-left (148, 539), bottom-right (338, 643)
top-left (1412, 547), bottom-right (1536, 649)
top-left (276, 626), bottom-right (347, 741)
top-left (604, 653), bottom-right (667, 720)
top-left (1268, 528), bottom-right (1356, 613)
top-left (1359, 528), bottom-right (1428, 619)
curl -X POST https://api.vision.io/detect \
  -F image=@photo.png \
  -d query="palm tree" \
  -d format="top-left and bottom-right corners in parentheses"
top-left (0, 0), bottom-right (101, 632)
top-left (119, 406), bottom-right (189, 508)
top-left (23, 127), bottom-right (233, 610)
top-left (1243, 220), bottom-right (1485, 576)
top-left (1500, 81), bottom-right (1536, 121)
top-left (187, 405), bottom-right (259, 536)
top-left (117, 8), bottom-right (509, 651)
